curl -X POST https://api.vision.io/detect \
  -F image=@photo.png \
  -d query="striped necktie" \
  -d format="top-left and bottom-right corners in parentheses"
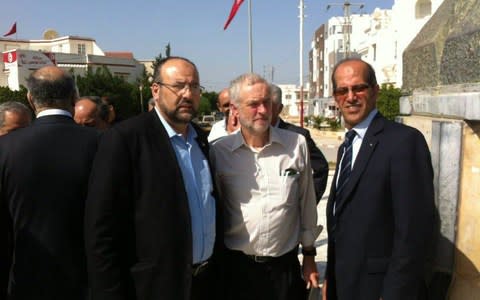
top-left (336, 130), bottom-right (356, 199)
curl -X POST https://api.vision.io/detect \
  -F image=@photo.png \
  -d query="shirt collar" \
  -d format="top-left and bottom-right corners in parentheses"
top-left (230, 126), bottom-right (286, 152)
top-left (350, 108), bottom-right (378, 139)
top-left (37, 109), bottom-right (72, 118)
top-left (154, 106), bottom-right (197, 140)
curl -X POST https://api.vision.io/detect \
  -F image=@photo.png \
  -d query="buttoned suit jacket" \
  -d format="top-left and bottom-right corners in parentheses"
top-left (0, 115), bottom-right (98, 300)
top-left (278, 119), bottom-right (329, 202)
top-left (325, 113), bottom-right (435, 300)
top-left (84, 111), bottom-right (223, 300)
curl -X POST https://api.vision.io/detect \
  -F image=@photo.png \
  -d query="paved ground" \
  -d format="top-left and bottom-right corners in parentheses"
top-left (295, 124), bottom-right (341, 297)
top-left (297, 171), bottom-right (333, 274)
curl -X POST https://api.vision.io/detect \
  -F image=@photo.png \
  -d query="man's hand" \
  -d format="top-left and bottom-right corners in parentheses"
top-left (302, 255), bottom-right (319, 289)
top-left (322, 279), bottom-right (327, 300)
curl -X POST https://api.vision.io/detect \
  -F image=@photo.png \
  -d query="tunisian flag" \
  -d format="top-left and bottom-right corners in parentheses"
top-left (224, 0), bottom-right (244, 30)
top-left (3, 22), bottom-right (16, 37)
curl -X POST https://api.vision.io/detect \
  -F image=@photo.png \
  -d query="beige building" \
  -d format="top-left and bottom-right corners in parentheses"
top-left (1, 31), bottom-right (148, 91)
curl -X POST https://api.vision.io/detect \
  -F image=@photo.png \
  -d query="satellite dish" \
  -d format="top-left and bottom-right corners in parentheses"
top-left (43, 29), bottom-right (59, 40)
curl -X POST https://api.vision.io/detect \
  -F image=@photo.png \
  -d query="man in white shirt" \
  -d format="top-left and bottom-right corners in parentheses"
top-left (207, 88), bottom-right (238, 142)
top-left (210, 73), bottom-right (320, 300)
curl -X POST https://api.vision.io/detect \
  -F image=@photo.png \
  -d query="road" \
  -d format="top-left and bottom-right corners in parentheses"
top-left (309, 127), bottom-right (344, 164)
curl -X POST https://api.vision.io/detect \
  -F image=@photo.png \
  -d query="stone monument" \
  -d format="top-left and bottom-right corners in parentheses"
top-left (401, 0), bottom-right (480, 298)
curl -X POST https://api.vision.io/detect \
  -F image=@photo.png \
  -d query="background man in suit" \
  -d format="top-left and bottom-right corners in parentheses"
top-left (74, 96), bottom-right (110, 130)
top-left (210, 73), bottom-right (320, 300)
top-left (270, 84), bottom-right (329, 202)
top-left (323, 58), bottom-right (435, 300)
top-left (0, 66), bottom-right (98, 299)
top-left (0, 101), bottom-right (32, 135)
top-left (208, 88), bottom-right (238, 142)
top-left (85, 56), bottom-right (222, 300)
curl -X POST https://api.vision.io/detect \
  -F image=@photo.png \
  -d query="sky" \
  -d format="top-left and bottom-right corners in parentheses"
top-left (2, 0), bottom-right (394, 92)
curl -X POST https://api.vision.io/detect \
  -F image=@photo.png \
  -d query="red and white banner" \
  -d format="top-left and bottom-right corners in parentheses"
top-left (3, 22), bottom-right (17, 37)
top-left (3, 50), bottom-right (56, 70)
top-left (224, 0), bottom-right (244, 30)
top-left (3, 51), bottom-right (17, 64)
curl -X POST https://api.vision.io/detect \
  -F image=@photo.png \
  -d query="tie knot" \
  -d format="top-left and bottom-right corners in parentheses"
top-left (345, 130), bottom-right (356, 144)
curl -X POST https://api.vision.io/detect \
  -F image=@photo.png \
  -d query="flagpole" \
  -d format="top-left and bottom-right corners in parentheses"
top-left (299, 0), bottom-right (304, 127)
top-left (248, 0), bottom-right (253, 73)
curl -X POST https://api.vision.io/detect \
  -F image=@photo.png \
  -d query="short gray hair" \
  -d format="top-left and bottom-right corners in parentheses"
top-left (270, 84), bottom-right (282, 105)
top-left (229, 73), bottom-right (270, 106)
top-left (0, 101), bottom-right (31, 127)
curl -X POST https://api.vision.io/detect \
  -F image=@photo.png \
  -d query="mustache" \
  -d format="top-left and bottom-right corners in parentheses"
top-left (177, 99), bottom-right (193, 107)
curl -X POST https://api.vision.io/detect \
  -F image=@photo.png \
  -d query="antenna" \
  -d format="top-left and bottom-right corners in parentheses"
top-left (326, 1), bottom-right (365, 58)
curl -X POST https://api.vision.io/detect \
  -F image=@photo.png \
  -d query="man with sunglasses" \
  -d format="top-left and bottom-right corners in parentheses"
top-left (85, 56), bottom-right (223, 300)
top-left (323, 58), bottom-right (435, 300)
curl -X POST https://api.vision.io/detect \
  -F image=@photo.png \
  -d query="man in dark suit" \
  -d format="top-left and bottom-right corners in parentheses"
top-left (85, 56), bottom-right (222, 300)
top-left (322, 58), bottom-right (435, 300)
top-left (0, 66), bottom-right (98, 299)
top-left (270, 84), bottom-right (329, 202)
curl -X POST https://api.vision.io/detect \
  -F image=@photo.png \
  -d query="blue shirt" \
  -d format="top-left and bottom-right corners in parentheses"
top-left (156, 109), bottom-right (216, 263)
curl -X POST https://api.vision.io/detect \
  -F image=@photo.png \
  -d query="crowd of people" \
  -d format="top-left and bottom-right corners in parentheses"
top-left (0, 56), bottom-right (435, 300)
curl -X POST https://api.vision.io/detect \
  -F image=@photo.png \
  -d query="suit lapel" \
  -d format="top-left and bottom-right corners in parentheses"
top-left (333, 114), bottom-right (384, 216)
top-left (148, 111), bottom-right (176, 158)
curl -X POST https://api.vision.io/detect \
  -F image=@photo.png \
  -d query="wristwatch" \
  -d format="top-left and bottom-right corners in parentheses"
top-left (302, 247), bottom-right (317, 256)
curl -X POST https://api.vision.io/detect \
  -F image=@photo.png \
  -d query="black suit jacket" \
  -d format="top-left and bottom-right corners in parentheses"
top-left (84, 111), bottom-right (223, 300)
top-left (325, 113), bottom-right (435, 300)
top-left (278, 118), bottom-right (329, 202)
top-left (0, 115), bottom-right (98, 300)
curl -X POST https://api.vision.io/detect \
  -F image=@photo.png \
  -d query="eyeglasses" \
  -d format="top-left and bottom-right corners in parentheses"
top-left (333, 83), bottom-right (370, 97)
top-left (155, 82), bottom-right (205, 94)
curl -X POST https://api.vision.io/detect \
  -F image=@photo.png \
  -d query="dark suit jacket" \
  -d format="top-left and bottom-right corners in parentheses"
top-left (325, 113), bottom-right (435, 300)
top-left (84, 111), bottom-right (223, 300)
top-left (0, 115), bottom-right (98, 300)
top-left (278, 118), bottom-right (329, 202)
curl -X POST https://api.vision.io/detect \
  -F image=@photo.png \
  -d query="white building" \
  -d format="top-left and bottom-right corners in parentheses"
top-left (323, 14), bottom-right (370, 97)
top-left (276, 84), bottom-right (310, 117)
top-left (1, 31), bottom-right (146, 91)
top-left (309, 0), bottom-right (445, 108)
top-left (390, 0), bottom-right (444, 87)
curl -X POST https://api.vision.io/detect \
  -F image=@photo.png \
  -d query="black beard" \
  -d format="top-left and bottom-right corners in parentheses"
top-left (159, 100), bottom-right (198, 124)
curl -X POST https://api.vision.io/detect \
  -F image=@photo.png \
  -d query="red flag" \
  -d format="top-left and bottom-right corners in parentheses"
top-left (224, 0), bottom-right (244, 30)
top-left (3, 22), bottom-right (16, 37)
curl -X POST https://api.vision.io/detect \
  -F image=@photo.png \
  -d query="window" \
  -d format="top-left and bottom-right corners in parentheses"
top-left (415, 0), bottom-right (432, 19)
top-left (285, 95), bottom-right (292, 100)
top-left (77, 44), bottom-right (86, 55)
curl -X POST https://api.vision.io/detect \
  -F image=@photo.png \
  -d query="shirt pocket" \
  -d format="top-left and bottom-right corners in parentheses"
top-left (279, 173), bottom-right (300, 206)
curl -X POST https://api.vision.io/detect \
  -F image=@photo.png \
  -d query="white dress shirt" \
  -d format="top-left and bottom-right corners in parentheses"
top-left (208, 119), bottom-right (228, 142)
top-left (210, 126), bottom-right (319, 257)
top-left (37, 109), bottom-right (72, 118)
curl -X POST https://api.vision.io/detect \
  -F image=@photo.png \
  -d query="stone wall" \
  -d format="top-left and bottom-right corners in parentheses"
top-left (403, 0), bottom-right (480, 91)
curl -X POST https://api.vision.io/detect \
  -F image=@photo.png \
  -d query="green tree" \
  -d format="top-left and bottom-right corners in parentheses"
top-left (0, 86), bottom-right (29, 106)
top-left (377, 84), bottom-right (401, 120)
top-left (151, 43), bottom-right (172, 78)
top-left (201, 91), bottom-right (218, 112)
top-left (198, 96), bottom-right (212, 116)
top-left (136, 68), bottom-right (153, 112)
top-left (75, 66), bottom-right (140, 119)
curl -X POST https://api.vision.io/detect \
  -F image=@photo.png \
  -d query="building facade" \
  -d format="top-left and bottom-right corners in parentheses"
top-left (308, 0), bottom-right (445, 117)
top-left (1, 33), bottom-right (146, 91)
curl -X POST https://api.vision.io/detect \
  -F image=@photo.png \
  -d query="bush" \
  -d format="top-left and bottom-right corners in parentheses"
top-left (377, 84), bottom-right (401, 121)
top-left (0, 86), bottom-right (29, 106)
